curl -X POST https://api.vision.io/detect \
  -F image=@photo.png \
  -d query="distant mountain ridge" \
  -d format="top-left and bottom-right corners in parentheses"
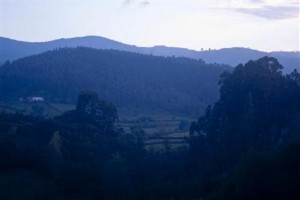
top-left (1, 36), bottom-right (299, 72)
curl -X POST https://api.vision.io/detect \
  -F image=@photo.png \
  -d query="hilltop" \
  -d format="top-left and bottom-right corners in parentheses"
top-left (1, 36), bottom-right (299, 72)
top-left (0, 47), bottom-right (230, 115)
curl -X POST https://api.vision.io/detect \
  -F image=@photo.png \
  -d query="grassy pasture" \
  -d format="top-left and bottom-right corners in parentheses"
top-left (0, 101), bottom-right (196, 150)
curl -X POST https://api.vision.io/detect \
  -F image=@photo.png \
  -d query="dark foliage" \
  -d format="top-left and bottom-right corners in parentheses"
top-left (0, 92), bottom-right (146, 200)
top-left (189, 57), bottom-right (300, 199)
top-left (0, 47), bottom-right (229, 115)
top-left (0, 57), bottom-right (300, 199)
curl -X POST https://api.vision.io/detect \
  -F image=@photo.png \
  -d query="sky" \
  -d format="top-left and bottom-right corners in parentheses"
top-left (0, 0), bottom-right (299, 52)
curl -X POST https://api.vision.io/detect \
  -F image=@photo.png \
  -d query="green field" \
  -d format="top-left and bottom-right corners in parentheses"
top-left (0, 100), bottom-right (75, 117)
top-left (0, 101), bottom-right (195, 150)
top-left (118, 108), bottom-right (193, 135)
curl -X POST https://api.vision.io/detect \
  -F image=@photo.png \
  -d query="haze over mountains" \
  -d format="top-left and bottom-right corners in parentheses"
top-left (1, 36), bottom-right (299, 72)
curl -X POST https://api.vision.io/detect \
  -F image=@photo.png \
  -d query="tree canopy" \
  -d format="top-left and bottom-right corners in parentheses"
top-left (0, 47), bottom-right (230, 115)
top-left (0, 57), bottom-right (300, 200)
top-left (190, 57), bottom-right (300, 184)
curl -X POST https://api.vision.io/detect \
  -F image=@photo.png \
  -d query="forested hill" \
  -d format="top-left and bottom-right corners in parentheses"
top-left (0, 47), bottom-right (230, 114)
top-left (1, 36), bottom-right (299, 72)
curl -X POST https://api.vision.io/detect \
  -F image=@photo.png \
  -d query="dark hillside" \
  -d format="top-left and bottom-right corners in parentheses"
top-left (0, 47), bottom-right (229, 114)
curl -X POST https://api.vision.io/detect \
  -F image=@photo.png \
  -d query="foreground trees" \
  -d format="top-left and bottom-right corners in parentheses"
top-left (0, 57), bottom-right (299, 199)
top-left (190, 57), bottom-right (300, 199)
top-left (194, 57), bottom-right (300, 144)
top-left (0, 92), bottom-right (143, 200)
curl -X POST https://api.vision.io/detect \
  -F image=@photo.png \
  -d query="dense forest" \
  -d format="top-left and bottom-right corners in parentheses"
top-left (0, 47), bottom-right (230, 114)
top-left (0, 57), bottom-right (299, 199)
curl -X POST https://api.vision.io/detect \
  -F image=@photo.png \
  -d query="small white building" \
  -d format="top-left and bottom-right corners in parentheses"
top-left (27, 96), bottom-right (45, 102)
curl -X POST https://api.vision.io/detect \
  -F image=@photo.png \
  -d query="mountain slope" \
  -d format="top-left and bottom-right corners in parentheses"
top-left (1, 36), bottom-right (299, 72)
top-left (0, 36), bottom-right (139, 62)
top-left (0, 47), bottom-right (230, 114)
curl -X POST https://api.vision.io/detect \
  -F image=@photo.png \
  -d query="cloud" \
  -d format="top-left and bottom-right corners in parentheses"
top-left (122, 0), bottom-right (150, 7)
top-left (122, 0), bottom-right (134, 7)
top-left (233, 5), bottom-right (299, 20)
top-left (121, 0), bottom-right (299, 19)
top-left (248, 0), bottom-right (264, 3)
top-left (139, 1), bottom-right (150, 7)
top-left (213, 0), bottom-right (299, 20)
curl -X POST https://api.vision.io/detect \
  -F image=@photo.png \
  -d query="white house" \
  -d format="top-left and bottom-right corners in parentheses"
top-left (27, 97), bottom-right (45, 102)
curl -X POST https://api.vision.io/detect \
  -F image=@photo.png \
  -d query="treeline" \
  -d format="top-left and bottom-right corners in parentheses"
top-left (0, 47), bottom-right (230, 115)
top-left (0, 91), bottom-right (145, 199)
top-left (0, 57), bottom-right (299, 199)
top-left (189, 57), bottom-right (300, 199)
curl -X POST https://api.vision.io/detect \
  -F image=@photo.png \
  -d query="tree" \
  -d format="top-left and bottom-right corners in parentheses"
top-left (62, 90), bottom-right (118, 130)
top-left (190, 57), bottom-right (300, 178)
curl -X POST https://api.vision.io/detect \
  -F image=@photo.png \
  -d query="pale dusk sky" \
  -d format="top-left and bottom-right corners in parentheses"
top-left (0, 0), bottom-right (299, 52)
